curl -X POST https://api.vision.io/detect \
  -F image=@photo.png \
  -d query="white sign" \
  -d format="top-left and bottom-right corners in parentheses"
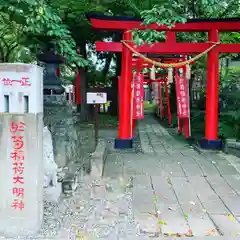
top-left (0, 63), bottom-right (44, 237)
top-left (86, 92), bottom-right (107, 104)
top-left (0, 63), bottom-right (43, 114)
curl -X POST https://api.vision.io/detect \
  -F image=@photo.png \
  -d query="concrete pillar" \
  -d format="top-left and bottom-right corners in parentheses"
top-left (0, 63), bottom-right (43, 237)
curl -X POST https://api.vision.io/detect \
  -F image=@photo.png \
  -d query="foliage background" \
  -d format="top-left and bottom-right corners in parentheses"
top-left (0, 0), bottom-right (239, 138)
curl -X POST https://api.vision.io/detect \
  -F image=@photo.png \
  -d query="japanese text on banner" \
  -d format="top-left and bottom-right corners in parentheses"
top-left (175, 76), bottom-right (190, 118)
top-left (10, 121), bottom-right (26, 211)
top-left (133, 73), bottom-right (144, 119)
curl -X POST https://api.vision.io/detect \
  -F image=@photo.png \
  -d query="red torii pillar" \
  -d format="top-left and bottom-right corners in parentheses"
top-left (200, 29), bottom-right (221, 149)
top-left (115, 31), bottom-right (133, 149)
top-left (75, 71), bottom-right (81, 105)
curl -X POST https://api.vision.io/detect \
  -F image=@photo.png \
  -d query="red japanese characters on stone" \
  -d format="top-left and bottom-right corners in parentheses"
top-left (13, 175), bottom-right (24, 184)
top-left (11, 199), bottom-right (24, 210)
top-left (13, 161), bottom-right (24, 168)
top-left (20, 77), bottom-right (31, 86)
top-left (12, 187), bottom-right (24, 198)
top-left (2, 78), bottom-right (12, 86)
top-left (12, 165), bottom-right (24, 175)
top-left (6, 77), bottom-right (31, 87)
top-left (10, 122), bottom-right (25, 133)
top-left (12, 136), bottom-right (24, 150)
top-left (11, 150), bottom-right (25, 161)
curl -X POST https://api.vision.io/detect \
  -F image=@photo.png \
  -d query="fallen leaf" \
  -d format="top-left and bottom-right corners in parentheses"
top-left (167, 177), bottom-right (172, 185)
top-left (225, 214), bottom-right (236, 221)
top-left (145, 212), bottom-right (158, 218)
top-left (153, 196), bottom-right (157, 201)
top-left (207, 228), bottom-right (217, 236)
top-left (158, 219), bottom-right (167, 225)
top-left (182, 228), bottom-right (193, 237)
top-left (184, 213), bottom-right (188, 221)
top-left (189, 201), bottom-right (196, 205)
top-left (202, 208), bottom-right (207, 213)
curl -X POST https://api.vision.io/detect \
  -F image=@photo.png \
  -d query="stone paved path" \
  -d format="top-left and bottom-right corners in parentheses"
top-left (101, 115), bottom-right (240, 239)
top-left (4, 115), bottom-right (240, 239)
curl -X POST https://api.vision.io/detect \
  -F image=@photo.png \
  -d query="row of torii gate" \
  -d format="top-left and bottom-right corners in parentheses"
top-left (87, 13), bottom-right (240, 149)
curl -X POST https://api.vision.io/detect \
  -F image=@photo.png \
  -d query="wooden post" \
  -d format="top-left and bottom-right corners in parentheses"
top-left (94, 104), bottom-right (99, 146)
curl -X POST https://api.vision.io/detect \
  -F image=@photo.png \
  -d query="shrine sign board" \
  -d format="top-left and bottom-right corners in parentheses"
top-left (86, 92), bottom-right (107, 104)
top-left (0, 115), bottom-right (43, 237)
top-left (133, 73), bottom-right (144, 119)
top-left (0, 63), bottom-right (43, 237)
top-left (175, 76), bottom-right (190, 118)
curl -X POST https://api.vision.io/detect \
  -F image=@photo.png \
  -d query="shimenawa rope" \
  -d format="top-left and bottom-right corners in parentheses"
top-left (122, 40), bottom-right (219, 81)
top-left (121, 40), bottom-right (220, 68)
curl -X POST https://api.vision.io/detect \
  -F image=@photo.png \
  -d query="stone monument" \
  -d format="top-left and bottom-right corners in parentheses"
top-left (0, 63), bottom-right (43, 237)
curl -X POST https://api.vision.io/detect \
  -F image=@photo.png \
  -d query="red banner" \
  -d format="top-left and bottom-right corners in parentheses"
top-left (133, 73), bottom-right (144, 119)
top-left (175, 76), bottom-right (190, 118)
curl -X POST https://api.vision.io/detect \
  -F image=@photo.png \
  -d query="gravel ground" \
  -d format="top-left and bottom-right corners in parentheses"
top-left (2, 176), bottom-right (140, 240)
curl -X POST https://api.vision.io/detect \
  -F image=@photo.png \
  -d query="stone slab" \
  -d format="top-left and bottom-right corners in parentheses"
top-left (132, 176), bottom-right (158, 234)
top-left (103, 154), bottom-right (123, 177)
top-left (171, 177), bottom-right (218, 236)
top-left (214, 160), bottom-right (239, 175)
top-left (187, 214), bottom-right (219, 237)
top-left (206, 175), bottom-right (237, 196)
top-left (221, 154), bottom-right (240, 174)
top-left (180, 150), bottom-right (200, 157)
top-left (193, 157), bottom-right (220, 176)
top-left (221, 195), bottom-right (240, 215)
top-left (179, 157), bottom-right (204, 177)
top-left (158, 237), bottom-right (237, 240)
top-left (151, 176), bottom-right (179, 206)
top-left (210, 214), bottom-right (240, 236)
top-left (159, 205), bottom-right (190, 236)
top-left (151, 176), bottom-right (189, 235)
top-left (161, 160), bottom-right (185, 177)
top-left (171, 177), bottom-right (199, 204)
top-left (222, 174), bottom-right (240, 194)
top-left (188, 177), bottom-right (230, 214)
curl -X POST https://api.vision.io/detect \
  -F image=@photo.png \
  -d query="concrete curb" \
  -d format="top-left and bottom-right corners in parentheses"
top-left (90, 139), bottom-right (107, 177)
top-left (224, 138), bottom-right (240, 158)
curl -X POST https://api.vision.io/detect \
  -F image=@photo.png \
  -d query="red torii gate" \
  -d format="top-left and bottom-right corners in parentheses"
top-left (139, 56), bottom-right (192, 137)
top-left (87, 12), bottom-right (240, 149)
top-left (131, 56), bottom-right (181, 137)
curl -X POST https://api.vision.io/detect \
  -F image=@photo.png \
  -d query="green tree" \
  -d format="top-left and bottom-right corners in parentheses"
top-left (0, 0), bottom-right (88, 67)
